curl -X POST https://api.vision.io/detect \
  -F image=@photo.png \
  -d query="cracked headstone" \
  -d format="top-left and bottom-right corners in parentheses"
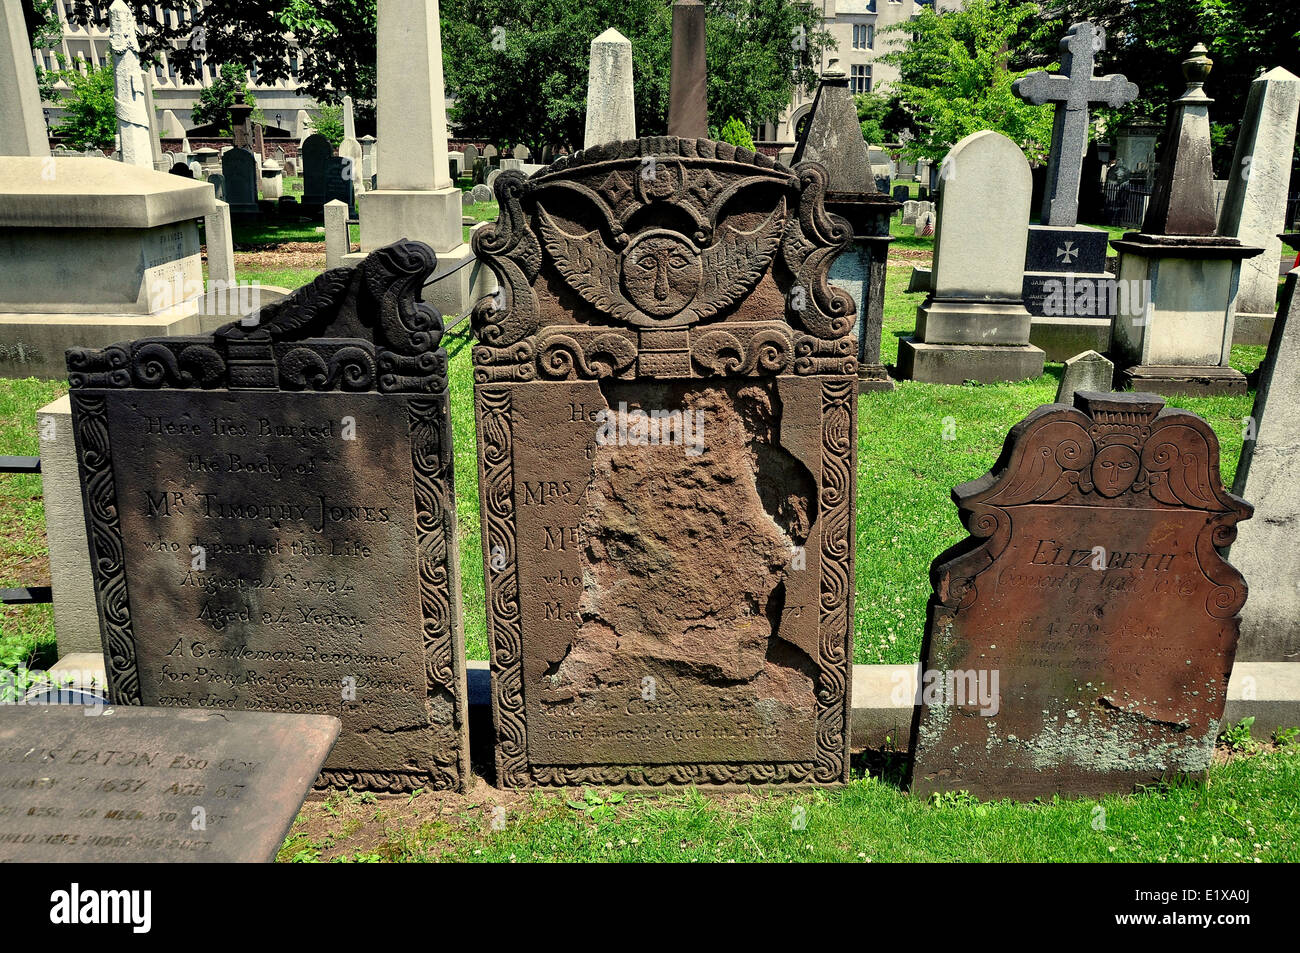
top-left (470, 140), bottom-right (857, 787)
top-left (911, 391), bottom-right (1252, 799)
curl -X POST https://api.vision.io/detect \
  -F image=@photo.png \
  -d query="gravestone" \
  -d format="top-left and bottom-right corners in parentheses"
top-left (461, 190), bottom-right (473, 207)
top-left (221, 146), bottom-right (259, 216)
top-left (261, 158), bottom-right (284, 200)
top-left (301, 133), bottom-right (333, 208)
top-left (1054, 348), bottom-right (1114, 403)
top-left (168, 163), bottom-right (194, 178)
top-left (1015, 22), bottom-right (1138, 360)
top-left (0, 705), bottom-right (339, 862)
top-left (67, 240), bottom-right (470, 794)
top-left (471, 139), bottom-right (858, 787)
top-left (462, 144), bottom-right (479, 168)
top-left (901, 200), bottom-right (919, 226)
top-left (207, 172), bottom-right (226, 201)
top-left (892, 185), bottom-right (910, 202)
top-left (898, 130), bottom-right (1045, 384)
top-left (486, 169), bottom-right (501, 187)
top-left (910, 391), bottom-right (1252, 799)
top-left (470, 183), bottom-right (492, 203)
top-left (323, 156), bottom-right (356, 215)
top-left (1229, 269), bottom-right (1300, 660)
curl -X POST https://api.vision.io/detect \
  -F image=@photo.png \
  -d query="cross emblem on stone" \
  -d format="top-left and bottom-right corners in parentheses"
top-left (1056, 241), bottom-right (1079, 264)
top-left (1014, 22), bottom-right (1139, 228)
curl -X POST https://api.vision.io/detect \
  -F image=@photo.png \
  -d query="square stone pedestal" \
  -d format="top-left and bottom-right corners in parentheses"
top-left (1110, 232), bottom-right (1262, 396)
top-left (352, 188), bottom-right (497, 317)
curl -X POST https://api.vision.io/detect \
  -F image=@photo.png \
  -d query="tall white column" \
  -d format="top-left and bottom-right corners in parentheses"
top-left (584, 28), bottom-right (636, 149)
top-left (374, 0), bottom-right (451, 192)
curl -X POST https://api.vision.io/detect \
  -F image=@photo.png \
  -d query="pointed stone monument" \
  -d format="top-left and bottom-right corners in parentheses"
top-left (1218, 67), bottom-right (1300, 345)
top-left (584, 28), bottom-right (636, 148)
top-left (668, 0), bottom-right (708, 138)
top-left (348, 0), bottom-right (490, 316)
top-left (340, 94), bottom-right (367, 194)
top-left (1110, 44), bottom-right (1263, 395)
top-left (1229, 267), bottom-right (1300, 661)
top-left (108, 0), bottom-right (153, 169)
top-left (793, 63), bottom-right (900, 391)
top-left (0, 0), bottom-right (50, 157)
top-left (1014, 22), bottom-right (1139, 360)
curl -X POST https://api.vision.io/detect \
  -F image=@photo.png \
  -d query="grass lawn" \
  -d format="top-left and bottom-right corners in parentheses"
top-left (0, 217), bottom-right (1290, 863)
top-left (279, 744), bottom-right (1299, 862)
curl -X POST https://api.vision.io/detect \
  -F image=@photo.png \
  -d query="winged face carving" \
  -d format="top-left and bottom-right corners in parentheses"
top-left (470, 137), bottom-right (856, 381)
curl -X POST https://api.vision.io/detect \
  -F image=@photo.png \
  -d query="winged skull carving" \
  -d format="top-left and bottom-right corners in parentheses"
top-left (537, 196), bottom-right (786, 329)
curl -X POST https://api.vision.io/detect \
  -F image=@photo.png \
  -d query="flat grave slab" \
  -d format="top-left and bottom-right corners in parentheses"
top-left (0, 704), bottom-right (339, 862)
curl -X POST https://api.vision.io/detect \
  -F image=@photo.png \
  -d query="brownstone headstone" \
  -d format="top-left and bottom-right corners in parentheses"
top-left (471, 138), bottom-right (858, 787)
top-left (67, 241), bottom-right (470, 794)
top-left (0, 705), bottom-right (339, 862)
top-left (910, 391), bottom-right (1252, 799)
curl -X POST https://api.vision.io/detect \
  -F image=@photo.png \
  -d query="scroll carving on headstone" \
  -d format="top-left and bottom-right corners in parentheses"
top-left (471, 137), bottom-right (857, 788)
top-left (910, 391), bottom-right (1252, 799)
top-left (68, 240), bottom-right (469, 793)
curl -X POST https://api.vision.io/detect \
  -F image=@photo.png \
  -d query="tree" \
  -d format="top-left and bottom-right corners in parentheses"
top-left (879, 0), bottom-right (1056, 162)
top-left (191, 62), bottom-right (266, 129)
top-left (24, 0), bottom-right (64, 101)
top-left (310, 103), bottom-right (345, 147)
top-left (441, 0), bottom-right (833, 157)
top-left (59, 1), bottom-right (378, 116)
top-left (52, 63), bottom-right (116, 149)
top-left (1019, 0), bottom-right (1300, 175)
top-left (855, 92), bottom-right (913, 145)
top-left (718, 116), bottom-right (755, 151)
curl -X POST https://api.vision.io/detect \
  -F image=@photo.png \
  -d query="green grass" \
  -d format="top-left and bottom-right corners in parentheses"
top-left (280, 744), bottom-right (1300, 862)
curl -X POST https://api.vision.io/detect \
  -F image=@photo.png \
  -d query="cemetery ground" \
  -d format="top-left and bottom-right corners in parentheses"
top-left (1, 202), bottom-right (1294, 863)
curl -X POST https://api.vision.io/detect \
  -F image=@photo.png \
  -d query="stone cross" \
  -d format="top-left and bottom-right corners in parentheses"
top-left (1014, 22), bottom-right (1138, 227)
top-left (0, 0), bottom-right (49, 156)
top-left (108, 0), bottom-right (153, 168)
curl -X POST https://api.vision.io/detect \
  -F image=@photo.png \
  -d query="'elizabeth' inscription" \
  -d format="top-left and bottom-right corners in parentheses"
top-left (108, 391), bottom-right (427, 729)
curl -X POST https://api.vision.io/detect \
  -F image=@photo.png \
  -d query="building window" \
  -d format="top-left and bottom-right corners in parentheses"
top-left (852, 24), bottom-right (870, 49)
top-left (851, 64), bottom-right (872, 94)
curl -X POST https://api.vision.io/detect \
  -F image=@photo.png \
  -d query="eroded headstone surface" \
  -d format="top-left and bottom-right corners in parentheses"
top-left (68, 241), bottom-right (469, 793)
top-left (910, 391), bottom-right (1251, 799)
top-left (472, 138), bottom-right (858, 787)
top-left (0, 705), bottom-right (339, 862)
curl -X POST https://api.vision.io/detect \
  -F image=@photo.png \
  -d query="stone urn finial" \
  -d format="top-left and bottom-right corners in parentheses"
top-left (1180, 43), bottom-right (1213, 102)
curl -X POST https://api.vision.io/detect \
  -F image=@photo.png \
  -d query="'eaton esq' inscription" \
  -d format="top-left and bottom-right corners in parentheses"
top-left (68, 241), bottom-right (470, 793)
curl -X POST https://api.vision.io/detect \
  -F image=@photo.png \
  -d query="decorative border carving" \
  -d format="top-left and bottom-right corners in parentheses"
top-left (69, 391), bottom-right (142, 706)
top-left (69, 241), bottom-right (466, 794)
top-left (479, 379), bottom-right (855, 787)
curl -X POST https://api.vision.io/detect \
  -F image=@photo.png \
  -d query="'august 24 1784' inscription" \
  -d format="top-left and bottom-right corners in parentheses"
top-left (68, 241), bottom-right (470, 793)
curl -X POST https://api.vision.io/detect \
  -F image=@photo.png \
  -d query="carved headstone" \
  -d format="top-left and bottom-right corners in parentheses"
top-left (221, 146), bottom-right (259, 215)
top-left (67, 241), bottom-right (470, 794)
top-left (910, 391), bottom-right (1252, 799)
top-left (301, 133), bottom-right (333, 208)
top-left (471, 138), bottom-right (858, 788)
top-left (0, 705), bottom-right (339, 862)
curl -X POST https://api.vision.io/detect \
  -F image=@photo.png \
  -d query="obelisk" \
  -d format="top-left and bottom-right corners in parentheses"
top-left (0, 0), bottom-right (48, 156)
top-left (584, 28), bottom-right (636, 149)
top-left (667, 0), bottom-right (708, 139)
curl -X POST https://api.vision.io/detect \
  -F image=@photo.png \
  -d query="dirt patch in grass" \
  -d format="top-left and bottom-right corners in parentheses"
top-left (888, 248), bottom-right (933, 264)
top-left (229, 242), bottom-right (327, 271)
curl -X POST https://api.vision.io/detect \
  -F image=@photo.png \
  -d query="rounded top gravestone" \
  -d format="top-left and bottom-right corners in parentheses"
top-left (471, 183), bottom-right (493, 203)
top-left (486, 169), bottom-right (501, 187)
top-left (930, 130), bottom-right (1032, 300)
